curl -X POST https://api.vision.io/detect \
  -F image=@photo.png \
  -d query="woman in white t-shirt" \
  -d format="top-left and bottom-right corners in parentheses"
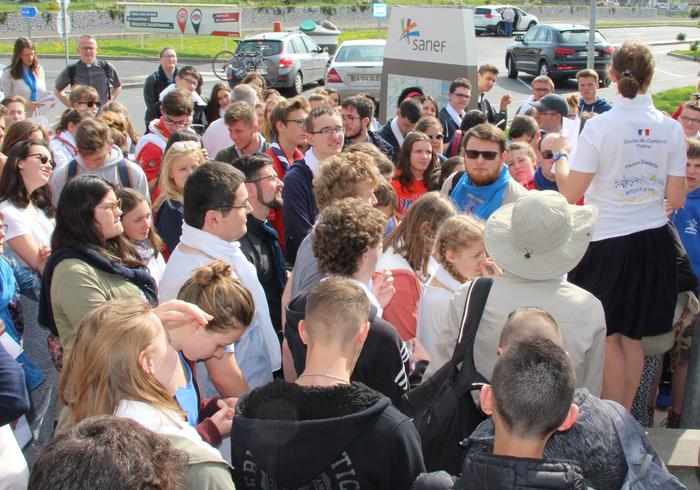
top-left (50, 108), bottom-right (86, 169)
top-left (553, 40), bottom-right (687, 411)
top-left (0, 139), bottom-right (54, 274)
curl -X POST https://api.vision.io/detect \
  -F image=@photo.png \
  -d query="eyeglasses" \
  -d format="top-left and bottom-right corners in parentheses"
top-left (533, 87), bottom-right (552, 93)
top-left (452, 92), bottom-right (471, 99)
top-left (79, 100), bottom-right (101, 108)
top-left (180, 77), bottom-right (199, 85)
top-left (248, 174), bottom-right (280, 184)
top-left (342, 115), bottom-right (361, 122)
top-left (285, 118), bottom-right (306, 128)
top-left (427, 134), bottom-right (444, 141)
top-left (540, 150), bottom-right (554, 160)
top-left (97, 199), bottom-right (122, 213)
top-left (25, 153), bottom-right (56, 168)
top-left (680, 115), bottom-right (700, 125)
top-left (464, 149), bottom-right (499, 160)
top-left (164, 117), bottom-right (192, 128)
top-left (310, 126), bottom-right (345, 136)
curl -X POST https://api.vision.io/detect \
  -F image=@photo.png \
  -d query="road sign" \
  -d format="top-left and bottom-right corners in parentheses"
top-left (373, 3), bottom-right (388, 18)
top-left (57, 11), bottom-right (71, 38)
top-left (21, 6), bottom-right (38, 18)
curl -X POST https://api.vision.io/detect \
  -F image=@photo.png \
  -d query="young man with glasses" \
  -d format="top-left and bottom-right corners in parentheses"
top-left (136, 88), bottom-right (194, 194)
top-left (442, 123), bottom-right (526, 219)
top-left (50, 118), bottom-right (149, 204)
top-left (160, 161), bottom-right (281, 391)
top-left (215, 101), bottom-right (269, 163)
top-left (439, 78), bottom-right (472, 144)
top-left (158, 65), bottom-right (207, 134)
top-left (234, 154), bottom-right (287, 336)
top-left (54, 35), bottom-right (122, 107)
top-left (341, 96), bottom-right (394, 159)
top-left (266, 96), bottom-right (310, 252)
top-left (679, 102), bottom-right (700, 137)
top-left (515, 75), bottom-right (554, 116)
top-left (282, 107), bottom-right (344, 265)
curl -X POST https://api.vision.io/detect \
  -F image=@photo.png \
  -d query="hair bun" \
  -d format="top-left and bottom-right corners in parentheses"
top-left (191, 260), bottom-right (232, 285)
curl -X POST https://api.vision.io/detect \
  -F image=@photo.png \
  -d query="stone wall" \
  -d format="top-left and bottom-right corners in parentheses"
top-left (0, 5), bottom-right (659, 37)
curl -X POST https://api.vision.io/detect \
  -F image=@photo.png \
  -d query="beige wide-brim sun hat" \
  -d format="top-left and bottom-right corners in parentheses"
top-left (484, 190), bottom-right (598, 281)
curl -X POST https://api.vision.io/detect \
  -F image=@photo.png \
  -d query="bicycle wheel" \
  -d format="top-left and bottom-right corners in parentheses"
top-left (254, 58), bottom-right (279, 87)
top-left (212, 50), bottom-right (235, 81)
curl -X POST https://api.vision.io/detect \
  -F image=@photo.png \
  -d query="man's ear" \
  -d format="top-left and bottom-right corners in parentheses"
top-left (501, 150), bottom-right (508, 163)
top-left (479, 384), bottom-right (494, 416)
top-left (299, 319), bottom-right (309, 346)
top-left (356, 320), bottom-right (370, 347)
top-left (203, 208), bottom-right (220, 229)
top-left (557, 403), bottom-right (580, 432)
top-left (244, 181), bottom-right (257, 201)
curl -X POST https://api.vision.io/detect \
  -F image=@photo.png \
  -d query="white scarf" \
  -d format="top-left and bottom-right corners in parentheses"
top-left (434, 263), bottom-right (462, 293)
top-left (179, 224), bottom-right (282, 372)
top-left (446, 104), bottom-right (464, 127)
top-left (349, 278), bottom-right (383, 319)
top-left (115, 400), bottom-right (223, 459)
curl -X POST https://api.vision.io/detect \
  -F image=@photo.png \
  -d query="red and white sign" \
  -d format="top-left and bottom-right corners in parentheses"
top-left (122, 3), bottom-right (242, 37)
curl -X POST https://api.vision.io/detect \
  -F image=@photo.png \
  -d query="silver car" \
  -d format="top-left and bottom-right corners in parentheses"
top-left (229, 31), bottom-right (329, 95)
top-left (325, 40), bottom-right (385, 101)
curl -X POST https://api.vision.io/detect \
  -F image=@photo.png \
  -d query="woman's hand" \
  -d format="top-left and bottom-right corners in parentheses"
top-left (372, 270), bottom-right (396, 309)
top-left (478, 258), bottom-right (503, 278)
top-left (210, 397), bottom-right (237, 437)
top-left (37, 245), bottom-right (51, 274)
top-left (154, 299), bottom-right (213, 331)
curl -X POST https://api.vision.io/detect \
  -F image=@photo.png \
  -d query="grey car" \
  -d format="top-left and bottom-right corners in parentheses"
top-left (505, 24), bottom-right (613, 86)
top-left (228, 31), bottom-right (329, 95)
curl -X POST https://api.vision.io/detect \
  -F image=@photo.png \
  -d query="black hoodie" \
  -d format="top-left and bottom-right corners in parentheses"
top-left (284, 293), bottom-right (409, 404)
top-left (231, 381), bottom-right (426, 489)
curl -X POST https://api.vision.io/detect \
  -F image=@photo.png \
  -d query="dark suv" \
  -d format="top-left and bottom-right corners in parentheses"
top-left (505, 24), bottom-right (613, 86)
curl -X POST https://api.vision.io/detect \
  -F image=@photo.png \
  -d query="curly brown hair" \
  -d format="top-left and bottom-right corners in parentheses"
top-left (312, 198), bottom-right (387, 277)
top-left (313, 151), bottom-right (381, 210)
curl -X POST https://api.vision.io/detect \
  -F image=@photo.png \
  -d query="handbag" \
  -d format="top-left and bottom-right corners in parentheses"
top-left (396, 277), bottom-right (493, 474)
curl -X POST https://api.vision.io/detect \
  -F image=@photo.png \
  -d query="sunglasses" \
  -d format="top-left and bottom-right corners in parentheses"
top-left (80, 101), bottom-right (101, 108)
top-left (427, 134), bottom-right (444, 141)
top-left (464, 149), bottom-right (499, 160)
top-left (540, 150), bottom-right (554, 159)
top-left (26, 153), bottom-right (56, 168)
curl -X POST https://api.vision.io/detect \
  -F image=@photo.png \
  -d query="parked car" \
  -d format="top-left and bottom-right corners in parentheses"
top-left (505, 24), bottom-right (614, 86)
top-left (473, 5), bottom-right (538, 36)
top-left (325, 40), bottom-right (385, 101)
top-left (228, 31), bottom-right (329, 95)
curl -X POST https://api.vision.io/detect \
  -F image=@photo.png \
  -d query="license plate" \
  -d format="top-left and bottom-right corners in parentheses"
top-left (350, 74), bottom-right (380, 82)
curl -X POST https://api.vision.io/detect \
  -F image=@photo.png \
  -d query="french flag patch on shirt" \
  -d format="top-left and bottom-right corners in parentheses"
top-left (638, 129), bottom-right (650, 136)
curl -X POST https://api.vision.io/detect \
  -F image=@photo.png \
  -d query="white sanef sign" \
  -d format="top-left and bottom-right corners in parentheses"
top-left (380, 7), bottom-right (478, 121)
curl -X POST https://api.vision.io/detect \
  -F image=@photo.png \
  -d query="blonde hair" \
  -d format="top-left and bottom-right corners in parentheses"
top-left (262, 95), bottom-right (284, 143)
top-left (60, 297), bottom-right (182, 427)
top-left (435, 215), bottom-right (484, 283)
top-left (99, 111), bottom-right (129, 151)
top-left (156, 141), bottom-right (205, 208)
top-left (176, 260), bottom-right (254, 334)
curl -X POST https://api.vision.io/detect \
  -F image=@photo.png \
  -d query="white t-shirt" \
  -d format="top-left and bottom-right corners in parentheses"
top-left (0, 201), bottom-right (54, 266)
top-left (570, 94), bottom-right (686, 241)
top-left (201, 118), bottom-right (233, 158)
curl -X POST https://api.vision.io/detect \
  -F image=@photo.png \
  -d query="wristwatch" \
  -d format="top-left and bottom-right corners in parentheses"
top-left (552, 152), bottom-right (568, 162)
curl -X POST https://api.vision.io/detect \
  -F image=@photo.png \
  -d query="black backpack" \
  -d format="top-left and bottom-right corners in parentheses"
top-left (397, 277), bottom-right (492, 474)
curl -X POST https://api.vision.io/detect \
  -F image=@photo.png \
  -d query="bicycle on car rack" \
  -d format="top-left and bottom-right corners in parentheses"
top-left (212, 43), bottom-right (279, 87)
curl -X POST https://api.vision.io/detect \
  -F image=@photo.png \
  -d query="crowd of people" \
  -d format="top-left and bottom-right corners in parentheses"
top-left (0, 32), bottom-right (695, 489)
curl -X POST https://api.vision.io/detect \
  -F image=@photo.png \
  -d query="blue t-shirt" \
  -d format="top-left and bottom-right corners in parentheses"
top-left (175, 353), bottom-right (199, 426)
top-left (671, 188), bottom-right (700, 289)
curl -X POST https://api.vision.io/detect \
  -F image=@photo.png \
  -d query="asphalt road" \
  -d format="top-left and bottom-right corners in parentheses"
top-left (2, 25), bottom-right (698, 135)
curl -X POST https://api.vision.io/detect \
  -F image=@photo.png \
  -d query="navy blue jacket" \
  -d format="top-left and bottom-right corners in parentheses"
top-left (0, 345), bottom-right (29, 426)
top-left (282, 160), bottom-right (317, 265)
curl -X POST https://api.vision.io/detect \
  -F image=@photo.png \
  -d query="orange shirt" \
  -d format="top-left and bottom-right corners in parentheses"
top-left (391, 176), bottom-right (428, 221)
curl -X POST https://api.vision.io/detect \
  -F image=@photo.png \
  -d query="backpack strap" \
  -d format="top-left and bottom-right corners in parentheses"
top-left (66, 159), bottom-right (79, 185)
top-left (67, 62), bottom-right (77, 86)
top-left (98, 58), bottom-right (112, 100)
top-left (116, 158), bottom-right (131, 188)
top-left (449, 170), bottom-right (466, 196)
top-left (452, 277), bottom-right (493, 392)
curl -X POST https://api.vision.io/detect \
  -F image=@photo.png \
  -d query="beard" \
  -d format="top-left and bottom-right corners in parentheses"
top-left (263, 195), bottom-right (283, 209)
top-left (467, 165), bottom-right (502, 186)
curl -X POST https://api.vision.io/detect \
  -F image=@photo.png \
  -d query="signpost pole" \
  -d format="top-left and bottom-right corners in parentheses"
top-left (587, 0), bottom-right (596, 69)
top-left (28, 18), bottom-right (31, 40)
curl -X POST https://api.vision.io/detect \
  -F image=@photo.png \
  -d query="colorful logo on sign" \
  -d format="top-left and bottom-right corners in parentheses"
top-left (399, 18), bottom-right (420, 43)
top-left (190, 9), bottom-right (202, 34)
top-left (638, 128), bottom-right (651, 136)
top-left (176, 8), bottom-right (187, 33)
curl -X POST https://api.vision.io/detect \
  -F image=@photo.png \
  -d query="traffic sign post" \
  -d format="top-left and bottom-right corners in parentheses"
top-left (20, 6), bottom-right (38, 40)
top-left (56, 0), bottom-right (71, 66)
top-left (373, 3), bottom-right (387, 38)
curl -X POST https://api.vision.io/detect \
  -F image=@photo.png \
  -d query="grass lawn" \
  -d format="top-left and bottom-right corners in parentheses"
top-left (671, 49), bottom-right (700, 61)
top-left (651, 85), bottom-right (695, 114)
top-left (0, 28), bottom-right (389, 59)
